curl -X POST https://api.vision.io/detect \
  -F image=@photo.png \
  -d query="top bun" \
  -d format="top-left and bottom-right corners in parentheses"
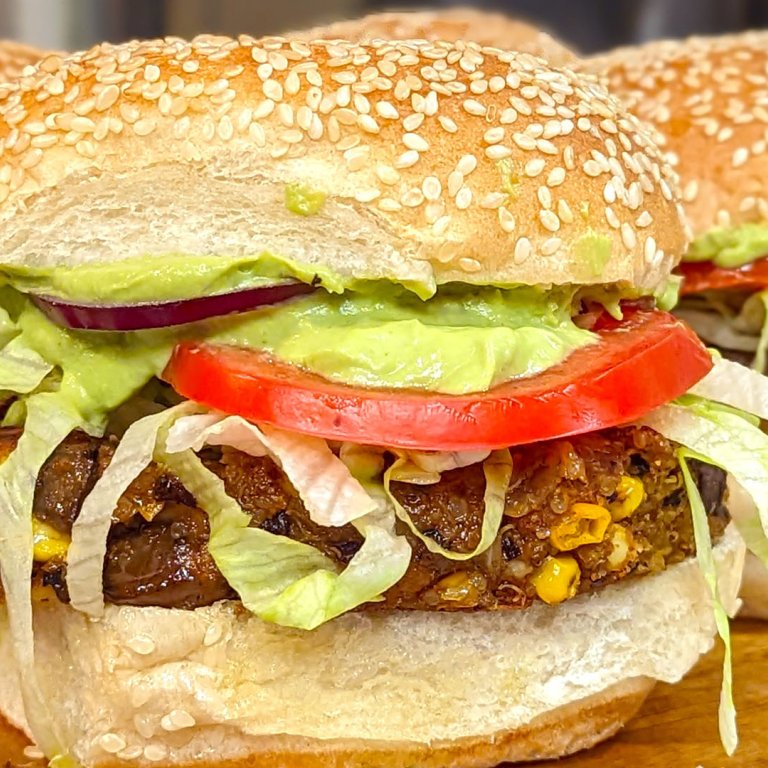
top-left (292, 8), bottom-right (577, 67)
top-left (590, 31), bottom-right (768, 238)
top-left (0, 36), bottom-right (684, 293)
top-left (0, 40), bottom-right (45, 83)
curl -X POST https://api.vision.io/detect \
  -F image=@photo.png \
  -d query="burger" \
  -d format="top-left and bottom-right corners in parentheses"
top-left (0, 35), bottom-right (763, 768)
top-left (591, 32), bottom-right (768, 620)
top-left (0, 40), bottom-right (46, 82)
top-left (291, 7), bottom-right (576, 66)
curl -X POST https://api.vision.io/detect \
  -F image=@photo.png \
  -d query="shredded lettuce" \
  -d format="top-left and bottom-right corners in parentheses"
top-left (642, 398), bottom-right (768, 567)
top-left (0, 336), bottom-right (53, 394)
top-left (691, 355), bottom-right (768, 422)
top-left (156, 441), bottom-right (411, 630)
top-left (384, 449), bottom-right (512, 560)
top-left (167, 414), bottom-right (377, 527)
top-left (0, 393), bottom-right (83, 759)
top-left (67, 403), bottom-right (198, 616)
top-left (678, 451), bottom-right (737, 755)
top-left (754, 290), bottom-right (768, 373)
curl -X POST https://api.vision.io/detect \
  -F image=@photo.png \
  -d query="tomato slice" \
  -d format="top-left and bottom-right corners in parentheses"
top-left (163, 310), bottom-right (712, 451)
top-left (679, 257), bottom-right (768, 295)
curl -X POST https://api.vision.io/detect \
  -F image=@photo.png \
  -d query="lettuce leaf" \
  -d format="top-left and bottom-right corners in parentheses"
top-left (167, 414), bottom-right (377, 527)
top-left (156, 441), bottom-right (411, 630)
top-left (67, 403), bottom-right (199, 616)
top-left (642, 398), bottom-right (768, 566)
top-left (384, 449), bottom-right (512, 560)
top-left (678, 451), bottom-right (737, 756)
top-left (0, 394), bottom-right (83, 759)
top-left (691, 355), bottom-right (768, 422)
top-left (0, 336), bottom-right (53, 394)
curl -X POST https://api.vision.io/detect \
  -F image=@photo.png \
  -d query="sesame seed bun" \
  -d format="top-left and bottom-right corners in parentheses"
top-left (589, 31), bottom-right (768, 237)
top-left (0, 35), bottom-right (684, 294)
top-left (0, 40), bottom-right (45, 82)
top-left (0, 525), bottom-right (745, 767)
top-left (291, 8), bottom-right (577, 67)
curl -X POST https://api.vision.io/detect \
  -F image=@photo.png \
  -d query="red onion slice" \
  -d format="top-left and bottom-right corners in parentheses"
top-left (31, 281), bottom-right (316, 331)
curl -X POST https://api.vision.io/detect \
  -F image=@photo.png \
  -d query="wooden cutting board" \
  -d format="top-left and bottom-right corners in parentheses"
top-left (2, 620), bottom-right (765, 767)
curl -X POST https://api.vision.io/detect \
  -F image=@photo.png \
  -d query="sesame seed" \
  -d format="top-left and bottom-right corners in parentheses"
top-left (514, 236), bottom-right (533, 263)
top-left (480, 192), bottom-right (506, 209)
top-left (379, 198), bottom-right (402, 212)
top-left (160, 709), bottom-right (196, 732)
top-left (732, 147), bottom-right (749, 167)
top-left (23, 746), bottom-right (45, 760)
top-left (144, 745), bottom-right (168, 763)
top-left (438, 115), bottom-right (458, 133)
top-left (402, 113), bottom-right (425, 132)
top-left (447, 170), bottom-right (464, 197)
top-left (498, 206), bottom-right (516, 233)
top-left (457, 154), bottom-right (478, 176)
top-left (644, 235), bottom-right (657, 262)
top-left (127, 635), bottom-right (156, 655)
top-left (483, 127), bottom-right (505, 144)
top-left (455, 186), bottom-right (473, 210)
top-left (403, 132), bottom-right (429, 152)
top-left (422, 176), bottom-right (442, 201)
top-left (394, 150), bottom-right (419, 169)
top-left (525, 158), bottom-right (546, 177)
top-left (540, 210), bottom-right (561, 232)
top-left (583, 160), bottom-right (603, 177)
top-left (547, 167), bottom-right (566, 186)
top-left (538, 186), bottom-right (553, 209)
top-left (512, 132), bottom-right (537, 151)
top-left (621, 222), bottom-right (637, 249)
top-left (376, 101), bottom-right (399, 120)
top-left (636, 211), bottom-right (653, 228)
top-left (99, 734), bottom-right (127, 754)
top-left (433, 215), bottom-right (451, 235)
top-left (485, 145), bottom-right (513, 159)
top-left (557, 199), bottom-right (574, 223)
top-left (541, 237), bottom-right (562, 256)
top-left (462, 98), bottom-right (486, 116)
top-left (376, 164), bottom-right (400, 185)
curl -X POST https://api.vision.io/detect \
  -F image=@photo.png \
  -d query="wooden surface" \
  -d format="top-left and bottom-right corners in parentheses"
top-left (1, 621), bottom-right (765, 767)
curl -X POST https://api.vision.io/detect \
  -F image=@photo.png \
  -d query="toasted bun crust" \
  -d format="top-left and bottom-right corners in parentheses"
top-left (739, 552), bottom-right (768, 619)
top-left (0, 526), bottom-right (744, 767)
top-left (292, 8), bottom-right (577, 66)
top-left (0, 36), bottom-right (685, 292)
top-left (0, 678), bottom-right (654, 768)
top-left (589, 32), bottom-right (768, 237)
top-left (0, 41), bottom-right (45, 82)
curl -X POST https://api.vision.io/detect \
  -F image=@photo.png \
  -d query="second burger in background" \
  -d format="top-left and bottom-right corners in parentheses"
top-left (591, 31), bottom-right (768, 618)
top-left (291, 6), bottom-right (577, 65)
top-left (0, 40), bottom-right (45, 82)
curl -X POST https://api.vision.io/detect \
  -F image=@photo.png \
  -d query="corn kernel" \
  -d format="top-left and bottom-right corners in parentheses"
top-left (434, 571), bottom-right (487, 605)
top-left (531, 555), bottom-right (581, 604)
top-left (550, 503), bottom-right (611, 551)
top-left (32, 519), bottom-right (69, 562)
top-left (609, 476), bottom-right (645, 521)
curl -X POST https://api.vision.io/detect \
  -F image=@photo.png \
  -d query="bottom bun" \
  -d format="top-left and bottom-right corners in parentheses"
top-left (739, 552), bottom-right (768, 619)
top-left (0, 525), bottom-right (744, 768)
top-left (0, 677), bottom-right (655, 768)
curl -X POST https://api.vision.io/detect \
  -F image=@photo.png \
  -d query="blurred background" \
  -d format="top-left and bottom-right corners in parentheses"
top-left (3, 0), bottom-right (768, 55)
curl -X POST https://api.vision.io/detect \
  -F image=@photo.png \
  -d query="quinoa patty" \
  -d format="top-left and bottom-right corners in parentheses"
top-left (0, 425), bottom-right (727, 612)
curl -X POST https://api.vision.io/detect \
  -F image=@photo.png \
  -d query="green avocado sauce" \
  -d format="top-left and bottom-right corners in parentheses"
top-left (0, 230), bottom-right (658, 402)
top-left (684, 223), bottom-right (768, 268)
top-left (285, 183), bottom-right (327, 216)
top-left (1, 281), bottom-right (597, 400)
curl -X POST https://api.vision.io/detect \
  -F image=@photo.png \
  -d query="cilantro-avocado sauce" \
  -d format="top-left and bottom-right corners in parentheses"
top-left (1, 282), bottom-right (596, 403)
top-left (684, 223), bottom-right (768, 268)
